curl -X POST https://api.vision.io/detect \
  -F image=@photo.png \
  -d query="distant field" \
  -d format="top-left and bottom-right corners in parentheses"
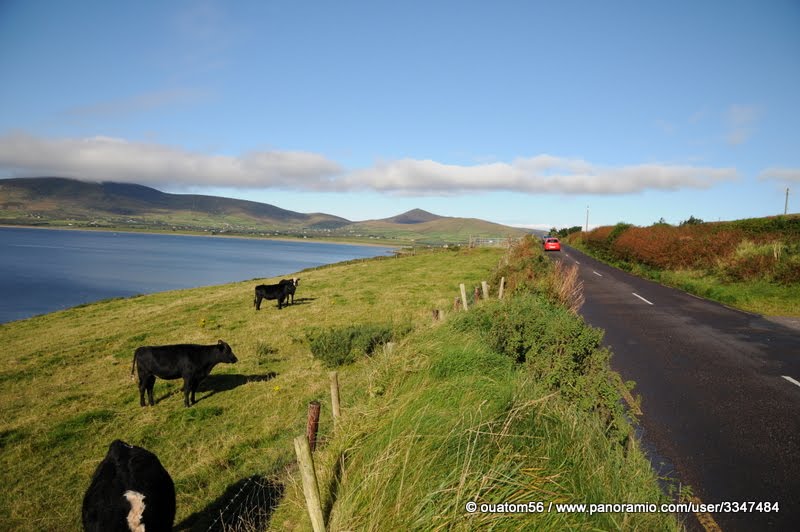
top-left (0, 243), bottom-right (677, 530)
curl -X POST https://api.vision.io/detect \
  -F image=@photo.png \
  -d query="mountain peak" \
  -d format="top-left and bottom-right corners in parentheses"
top-left (383, 209), bottom-right (443, 224)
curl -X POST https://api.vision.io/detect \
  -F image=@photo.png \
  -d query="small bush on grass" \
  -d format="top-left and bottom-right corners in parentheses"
top-left (452, 295), bottom-right (629, 442)
top-left (306, 323), bottom-right (411, 368)
top-left (774, 254), bottom-right (800, 284)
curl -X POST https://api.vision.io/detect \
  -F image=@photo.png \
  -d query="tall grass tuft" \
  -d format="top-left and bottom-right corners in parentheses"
top-left (549, 261), bottom-right (585, 313)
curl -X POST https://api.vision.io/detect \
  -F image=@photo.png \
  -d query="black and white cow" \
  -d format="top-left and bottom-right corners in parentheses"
top-left (279, 278), bottom-right (300, 305)
top-left (131, 340), bottom-right (238, 407)
top-left (254, 279), bottom-right (297, 310)
top-left (82, 439), bottom-right (175, 532)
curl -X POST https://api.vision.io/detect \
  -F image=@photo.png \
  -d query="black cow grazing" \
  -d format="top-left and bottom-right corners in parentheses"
top-left (82, 439), bottom-right (176, 532)
top-left (254, 281), bottom-right (296, 310)
top-left (132, 340), bottom-right (238, 407)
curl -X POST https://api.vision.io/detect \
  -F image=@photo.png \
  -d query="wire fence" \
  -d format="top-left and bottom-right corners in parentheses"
top-left (177, 475), bottom-right (284, 532)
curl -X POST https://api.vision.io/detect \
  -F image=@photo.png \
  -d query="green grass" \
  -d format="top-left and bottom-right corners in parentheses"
top-left (0, 247), bottom-right (500, 530)
top-left (655, 269), bottom-right (800, 316)
top-left (0, 244), bottom-right (678, 531)
top-left (272, 308), bottom-right (677, 531)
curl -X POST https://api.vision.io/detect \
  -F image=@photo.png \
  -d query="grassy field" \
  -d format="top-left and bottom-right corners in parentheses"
top-left (0, 242), bottom-right (679, 530)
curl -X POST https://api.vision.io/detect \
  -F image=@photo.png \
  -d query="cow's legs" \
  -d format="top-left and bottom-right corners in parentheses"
top-left (190, 378), bottom-right (200, 404)
top-left (255, 295), bottom-right (262, 310)
top-left (139, 375), bottom-right (154, 406)
top-left (138, 378), bottom-right (147, 407)
top-left (143, 375), bottom-right (156, 406)
top-left (182, 378), bottom-right (192, 407)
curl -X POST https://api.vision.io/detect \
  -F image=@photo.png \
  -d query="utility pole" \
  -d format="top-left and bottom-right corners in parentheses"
top-left (786, 188), bottom-right (790, 215)
top-left (585, 205), bottom-right (589, 232)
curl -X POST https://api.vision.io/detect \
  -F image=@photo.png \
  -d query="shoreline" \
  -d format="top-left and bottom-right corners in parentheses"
top-left (0, 223), bottom-right (405, 249)
top-left (0, 224), bottom-right (402, 324)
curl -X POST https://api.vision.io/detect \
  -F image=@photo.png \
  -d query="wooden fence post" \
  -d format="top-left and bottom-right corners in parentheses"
top-left (499, 277), bottom-right (505, 299)
top-left (459, 283), bottom-right (468, 310)
top-left (307, 401), bottom-right (321, 452)
top-left (329, 372), bottom-right (340, 427)
top-left (293, 435), bottom-right (326, 532)
top-left (473, 286), bottom-right (480, 302)
top-left (481, 281), bottom-right (489, 300)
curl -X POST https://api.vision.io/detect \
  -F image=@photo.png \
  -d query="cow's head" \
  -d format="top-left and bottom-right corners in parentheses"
top-left (217, 340), bottom-right (238, 363)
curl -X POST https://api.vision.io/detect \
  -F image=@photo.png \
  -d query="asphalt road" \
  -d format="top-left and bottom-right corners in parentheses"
top-left (554, 245), bottom-right (800, 531)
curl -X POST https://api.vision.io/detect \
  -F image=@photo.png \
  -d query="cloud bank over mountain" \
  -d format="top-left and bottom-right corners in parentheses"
top-left (0, 132), bottom-right (741, 196)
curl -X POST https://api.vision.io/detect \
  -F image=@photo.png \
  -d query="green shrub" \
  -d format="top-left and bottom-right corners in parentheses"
top-left (608, 222), bottom-right (633, 242)
top-left (451, 295), bottom-right (629, 441)
top-left (306, 322), bottom-right (411, 368)
top-left (774, 254), bottom-right (800, 284)
top-left (679, 215), bottom-right (704, 226)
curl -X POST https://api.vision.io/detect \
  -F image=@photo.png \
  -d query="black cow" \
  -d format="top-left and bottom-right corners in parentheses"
top-left (279, 277), bottom-right (300, 305)
top-left (132, 340), bottom-right (238, 407)
top-left (82, 439), bottom-right (176, 532)
top-left (254, 281), bottom-right (296, 310)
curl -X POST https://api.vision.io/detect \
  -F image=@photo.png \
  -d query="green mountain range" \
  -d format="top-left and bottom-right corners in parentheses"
top-left (0, 177), bottom-right (529, 244)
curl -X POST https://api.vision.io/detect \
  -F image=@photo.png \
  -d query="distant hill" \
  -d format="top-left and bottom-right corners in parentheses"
top-left (381, 208), bottom-right (443, 224)
top-left (0, 177), bottom-right (531, 244)
top-left (0, 177), bottom-right (349, 231)
top-left (341, 209), bottom-right (530, 244)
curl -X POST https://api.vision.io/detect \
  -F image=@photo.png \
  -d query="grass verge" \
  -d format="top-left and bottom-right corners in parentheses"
top-left (271, 236), bottom-right (680, 530)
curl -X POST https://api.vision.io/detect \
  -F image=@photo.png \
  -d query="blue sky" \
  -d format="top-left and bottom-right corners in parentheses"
top-left (1, 1), bottom-right (798, 230)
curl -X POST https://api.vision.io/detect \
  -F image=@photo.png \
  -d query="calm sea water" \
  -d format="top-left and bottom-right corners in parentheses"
top-left (0, 227), bottom-right (395, 323)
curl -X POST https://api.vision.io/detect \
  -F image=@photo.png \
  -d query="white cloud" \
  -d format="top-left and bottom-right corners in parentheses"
top-left (340, 157), bottom-right (737, 195)
top-left (758, 167), bottom-right (800, 183)
top-left (725, 104), bottom-right (761, 145)
top-left (0, 132), bottom-right (739, 195)
top-left (0, 132), bottom-right (341, 188)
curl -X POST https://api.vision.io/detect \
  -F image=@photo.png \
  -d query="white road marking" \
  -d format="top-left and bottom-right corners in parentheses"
top-left (592, 270), bottom-right (603, 277)
top-left (632, 292), bottom-right (654, 305)
top-left (782, 375), bottom-right (800, 389)
top-left (574, 260), bottom-right (581, 265)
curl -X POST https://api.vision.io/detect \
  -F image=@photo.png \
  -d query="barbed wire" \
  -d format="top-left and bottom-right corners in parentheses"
top-left (204, 475), bottom-right (283, 532)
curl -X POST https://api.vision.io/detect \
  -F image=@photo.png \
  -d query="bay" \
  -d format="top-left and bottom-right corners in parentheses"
top-left (0, 227), bottom-right (395, 323)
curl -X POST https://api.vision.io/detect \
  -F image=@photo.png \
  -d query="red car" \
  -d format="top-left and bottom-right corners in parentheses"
top-left (543, 237), bottom-right (561, 252)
